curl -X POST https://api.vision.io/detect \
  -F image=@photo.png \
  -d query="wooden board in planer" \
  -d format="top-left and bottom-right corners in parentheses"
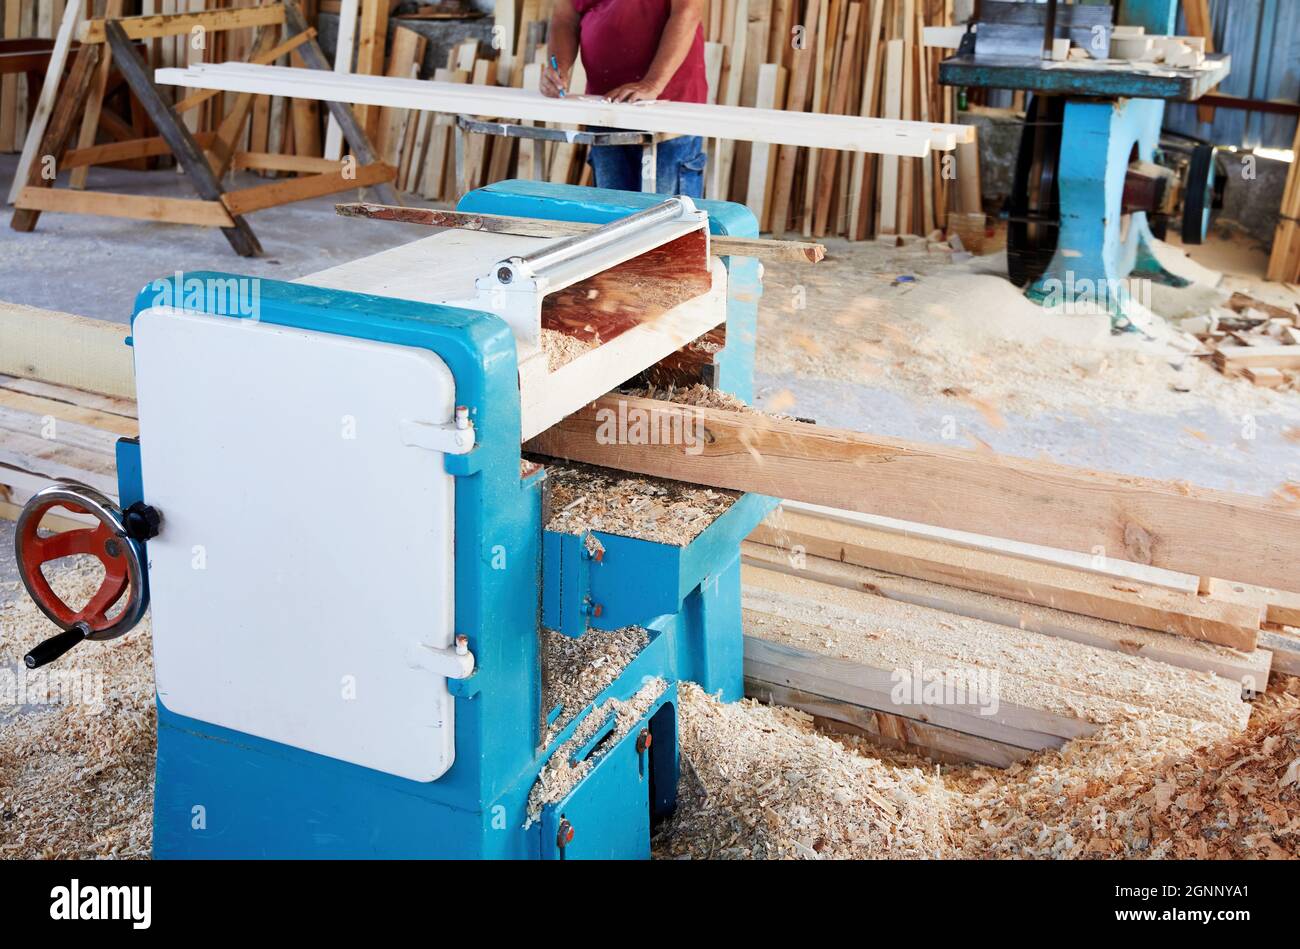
top-left (299, 205), bottom-right (727, 441)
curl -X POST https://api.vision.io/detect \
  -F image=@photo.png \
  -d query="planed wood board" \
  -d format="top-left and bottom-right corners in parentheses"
top-left (155, 62), bottom-right (974, 157)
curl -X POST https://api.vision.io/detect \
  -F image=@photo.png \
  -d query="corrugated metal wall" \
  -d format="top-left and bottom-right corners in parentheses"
top-left (1165, 0), bottom-right (1300, 149)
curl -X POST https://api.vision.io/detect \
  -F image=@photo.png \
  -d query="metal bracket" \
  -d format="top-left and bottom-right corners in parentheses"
top-left (400, 407), bottom-right (476, 455)
top-left (407, 636), bottom-right (476, 679)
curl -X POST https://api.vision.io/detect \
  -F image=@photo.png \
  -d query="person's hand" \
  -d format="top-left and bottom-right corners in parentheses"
top-left (603, 79), bottom-right (664, 103)
top-left (540, 63), bottom-right (570, 98)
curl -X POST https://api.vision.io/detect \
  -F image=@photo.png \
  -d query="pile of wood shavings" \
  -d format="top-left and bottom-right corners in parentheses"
top-left (526, 677), bottom-right (667, 826)
top-left (627, 382), bottom-right (757, 413)
top-left (544, 461), bottom-right (739, 546)
top-left (541, 625), bottom-right (649, 743)
top-left (950, 675), bottom-right (1300, 859)
top-left (540, 329), bottom-right (597, 372)
top-left (0, 565), bottom-right (154, 859)
top-left (654, 682), bottom-right (953, 858)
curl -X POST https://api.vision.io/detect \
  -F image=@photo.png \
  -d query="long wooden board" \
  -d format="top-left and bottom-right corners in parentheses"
top-left (155, 62), bottom-right (973, 158)
top-left (525, 394), bottom-right (1300, 592)
top-left (0, 301), bottom-right (135, 398)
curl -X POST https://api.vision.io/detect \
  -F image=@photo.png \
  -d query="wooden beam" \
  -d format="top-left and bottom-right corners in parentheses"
top-left (0, 301), bottom-right (134, 399)
top-left (222, 162), bottom-right (394, 216)
top-left (525, 394), bottom-right (1300, 592)
top-left (16, 184), bottom-right (236, 226)
top-left (334, 203), bottom-right (827, 263)
top-left (70, 0), bottom-right (125, 190)
top-left (232, 150), bottom-right (341, 174)
top-left (104, 19), bottom-right (261, 256)
top-left (63, 131), bottom-right (218, 170)
top-left (6, 0), bottom-right (81, 205)
top-left (749, 508), bottom-right (1262, 650)
top-left (79, 5), bottom-right (285, 44)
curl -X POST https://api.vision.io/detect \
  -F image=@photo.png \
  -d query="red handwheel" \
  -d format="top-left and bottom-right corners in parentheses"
top-left (15, 483), bottom-right (152, 667)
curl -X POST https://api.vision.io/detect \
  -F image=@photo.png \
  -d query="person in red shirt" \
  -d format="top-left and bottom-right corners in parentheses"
top-left (541, 0), bottom-right (709, 197)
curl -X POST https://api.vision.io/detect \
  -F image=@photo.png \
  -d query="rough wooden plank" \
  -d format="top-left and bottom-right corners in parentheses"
top-left (0, 428), bottom-right (118, 496)
top-left (1, 377), bottom-right (137, 419)
top-left (741, 543), bottom-right (1272, 690)
top-left (334, 202), bottom-right (827, 263)
top-left (15, 184), bottom-right (236, 226)
top-left (222, 161), bottom-right (393, 215)
top-left (524, 393), bottom-right (1300, 592)
top-left (0, 301), bottom-right (134, 397)
top-left (78, 4), bottom-right (284, 43)
top-left (69, 0), bottom-right (124, 190)
top-left (746, 678), bottom-right (1035, 767)
top-left (749, 508), bottom-right (1262, 649)
top-left (0, 387), bottom-right (139, 437)
top-left (6, 0), bottom-right (81, 205)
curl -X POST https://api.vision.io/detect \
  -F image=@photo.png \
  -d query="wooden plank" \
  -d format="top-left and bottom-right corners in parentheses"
top-left (62, 130), bottom-right (218, 169)
top-left (153, 61), bottom-right (972, 156)
top-left (748, 508), bottom-right (1262, 649)
top-left (0, 428), bottom-right (118, 496)
top-left (222, 161), bottom-right (393, 215)
top-left (1213, 344), bottom-right (1300, 371)
top-left (741, 543), bottom-right (1272, 689)
top-left (524, 393), bottom-right (1300, 592)
top-left (0, 0), bottom-right (22, 152)
top-left (69, 0), bottom-right (123, 189)
top-left (102, 20), bottom-right (260, 255)
top-left (79, 4), bottom-right (284, 44)
top-left (323, 0), bottom-right (358, 159)
top-left (878, 38), bottom-right (903, 234)
top-left (811, 1), bottom-right (860, 237)
top-left (6, 0), bottom-right (82, 205)
top-left (16, 183), bottom-right (237, 226)
top-left (849, 0), bottom-right (884, 240)
top-left (377, 24), bottom-right (422, 166)
top-left (745, 64), bottom-right (785, 231)
top-left (353, 0), bottom-right (387, 140)
top-left (232, 150), bottom-right (340, 174)
top-left (766, 0), bottom-right (818, 236)
top-left (0, 302), bottom-right (126, 400)
top-left (334, 202), bottom-right (827, 263)
top-left (746, 678), bottom-right (1035, 767)
top-left (10, 42), bottom-right (102, 232)
top-left (1, 377), bottom-right (137, 419)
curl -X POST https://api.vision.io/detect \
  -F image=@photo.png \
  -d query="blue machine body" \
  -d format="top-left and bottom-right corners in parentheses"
top-left (119, 182), bottom-right (774, 859)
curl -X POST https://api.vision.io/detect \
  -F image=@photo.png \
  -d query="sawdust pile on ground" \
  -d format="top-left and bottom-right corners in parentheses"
top-left (542, 461), bottom-right (739, 545)
top-left (541, 625), bottom-right (649, 742)
top-left (526, 677), bottom-right (667, 826)
top-left (654, 682), bottom-right (953, 859)
top-left (0, 565), bottom-right (154, 859)
top-left (950, 675), bottom-right (1300, 859)
top-left (758, 240), bottom-right (1300, 422)
top-left (540, 328), bottom-right (597, 372)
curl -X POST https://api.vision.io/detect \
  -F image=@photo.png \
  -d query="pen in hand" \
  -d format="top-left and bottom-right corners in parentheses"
top-left (550, 55), bottom-right (566, 97)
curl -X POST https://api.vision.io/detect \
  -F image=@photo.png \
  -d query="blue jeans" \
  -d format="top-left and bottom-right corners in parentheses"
top-left (587, 134), bottom-right (707, 197)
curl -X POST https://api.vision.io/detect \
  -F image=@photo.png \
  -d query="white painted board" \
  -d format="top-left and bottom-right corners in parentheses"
top-left (134, 307), bottom-right (458, 782)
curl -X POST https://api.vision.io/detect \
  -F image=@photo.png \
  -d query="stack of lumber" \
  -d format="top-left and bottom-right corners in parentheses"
top-left (1266, 118), bottom-right (1300, 284)
top-left (741, 502), bottom-right (1300, 765)
top-left (1179, 291), bottom-right (1300, 388)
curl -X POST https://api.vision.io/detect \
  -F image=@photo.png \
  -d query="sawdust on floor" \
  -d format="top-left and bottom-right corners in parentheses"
top-left (757, 239), bottom-right (1300, 422)
top-left (541, 625), bottom-right (649, 744)
top-left (4, 562), bottom-right (1297, 860)
top-left (542, 461), bottom-right (739, 546)
top-left (0, 564), bottom-right (154, 859)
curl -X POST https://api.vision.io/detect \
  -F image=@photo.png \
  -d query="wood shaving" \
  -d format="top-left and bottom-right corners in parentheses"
top-left (0, 564), bottom-right (154, 859)
top-left (542, 461), bottom-right (739, 546)
top-left (541, 625), bottom-right (649, 743)
top-left (540, 328), bottom-right (597, 372)
top-left (626, 382), bottom-right (758, 414)
top-left (654, 682), bottom-right (953, 858)
top-left (526, 677), bottom-right (667, 826)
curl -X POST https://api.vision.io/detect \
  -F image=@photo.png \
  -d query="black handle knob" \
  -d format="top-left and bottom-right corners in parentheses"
top-left (24, 623), bottom-right (90, 669)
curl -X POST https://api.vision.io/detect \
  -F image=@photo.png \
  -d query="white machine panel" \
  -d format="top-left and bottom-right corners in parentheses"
top-left (133, 308), bottom-right (458, 782)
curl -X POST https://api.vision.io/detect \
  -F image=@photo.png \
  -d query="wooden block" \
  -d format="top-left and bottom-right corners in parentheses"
top-left (0, 301), bottom-right (134, 399)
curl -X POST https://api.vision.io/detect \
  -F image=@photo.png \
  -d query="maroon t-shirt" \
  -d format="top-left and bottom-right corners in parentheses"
top-left (574, 0), bottom-right (708, 103)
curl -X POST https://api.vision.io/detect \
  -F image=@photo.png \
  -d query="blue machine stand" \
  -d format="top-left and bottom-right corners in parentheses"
top-left (108, 181), bottom-right (774, 859)
top-left (939, 0), bottom-right (1230, 331)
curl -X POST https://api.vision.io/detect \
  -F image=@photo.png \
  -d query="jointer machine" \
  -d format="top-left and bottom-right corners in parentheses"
top-left (940, 0), bottom-right (1230, 329)
top-left (12, 181), bottom-right (781, 859)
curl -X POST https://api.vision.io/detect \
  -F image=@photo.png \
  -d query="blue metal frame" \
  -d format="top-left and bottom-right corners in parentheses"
top-left (117, 182), bottom-right (772, 858)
